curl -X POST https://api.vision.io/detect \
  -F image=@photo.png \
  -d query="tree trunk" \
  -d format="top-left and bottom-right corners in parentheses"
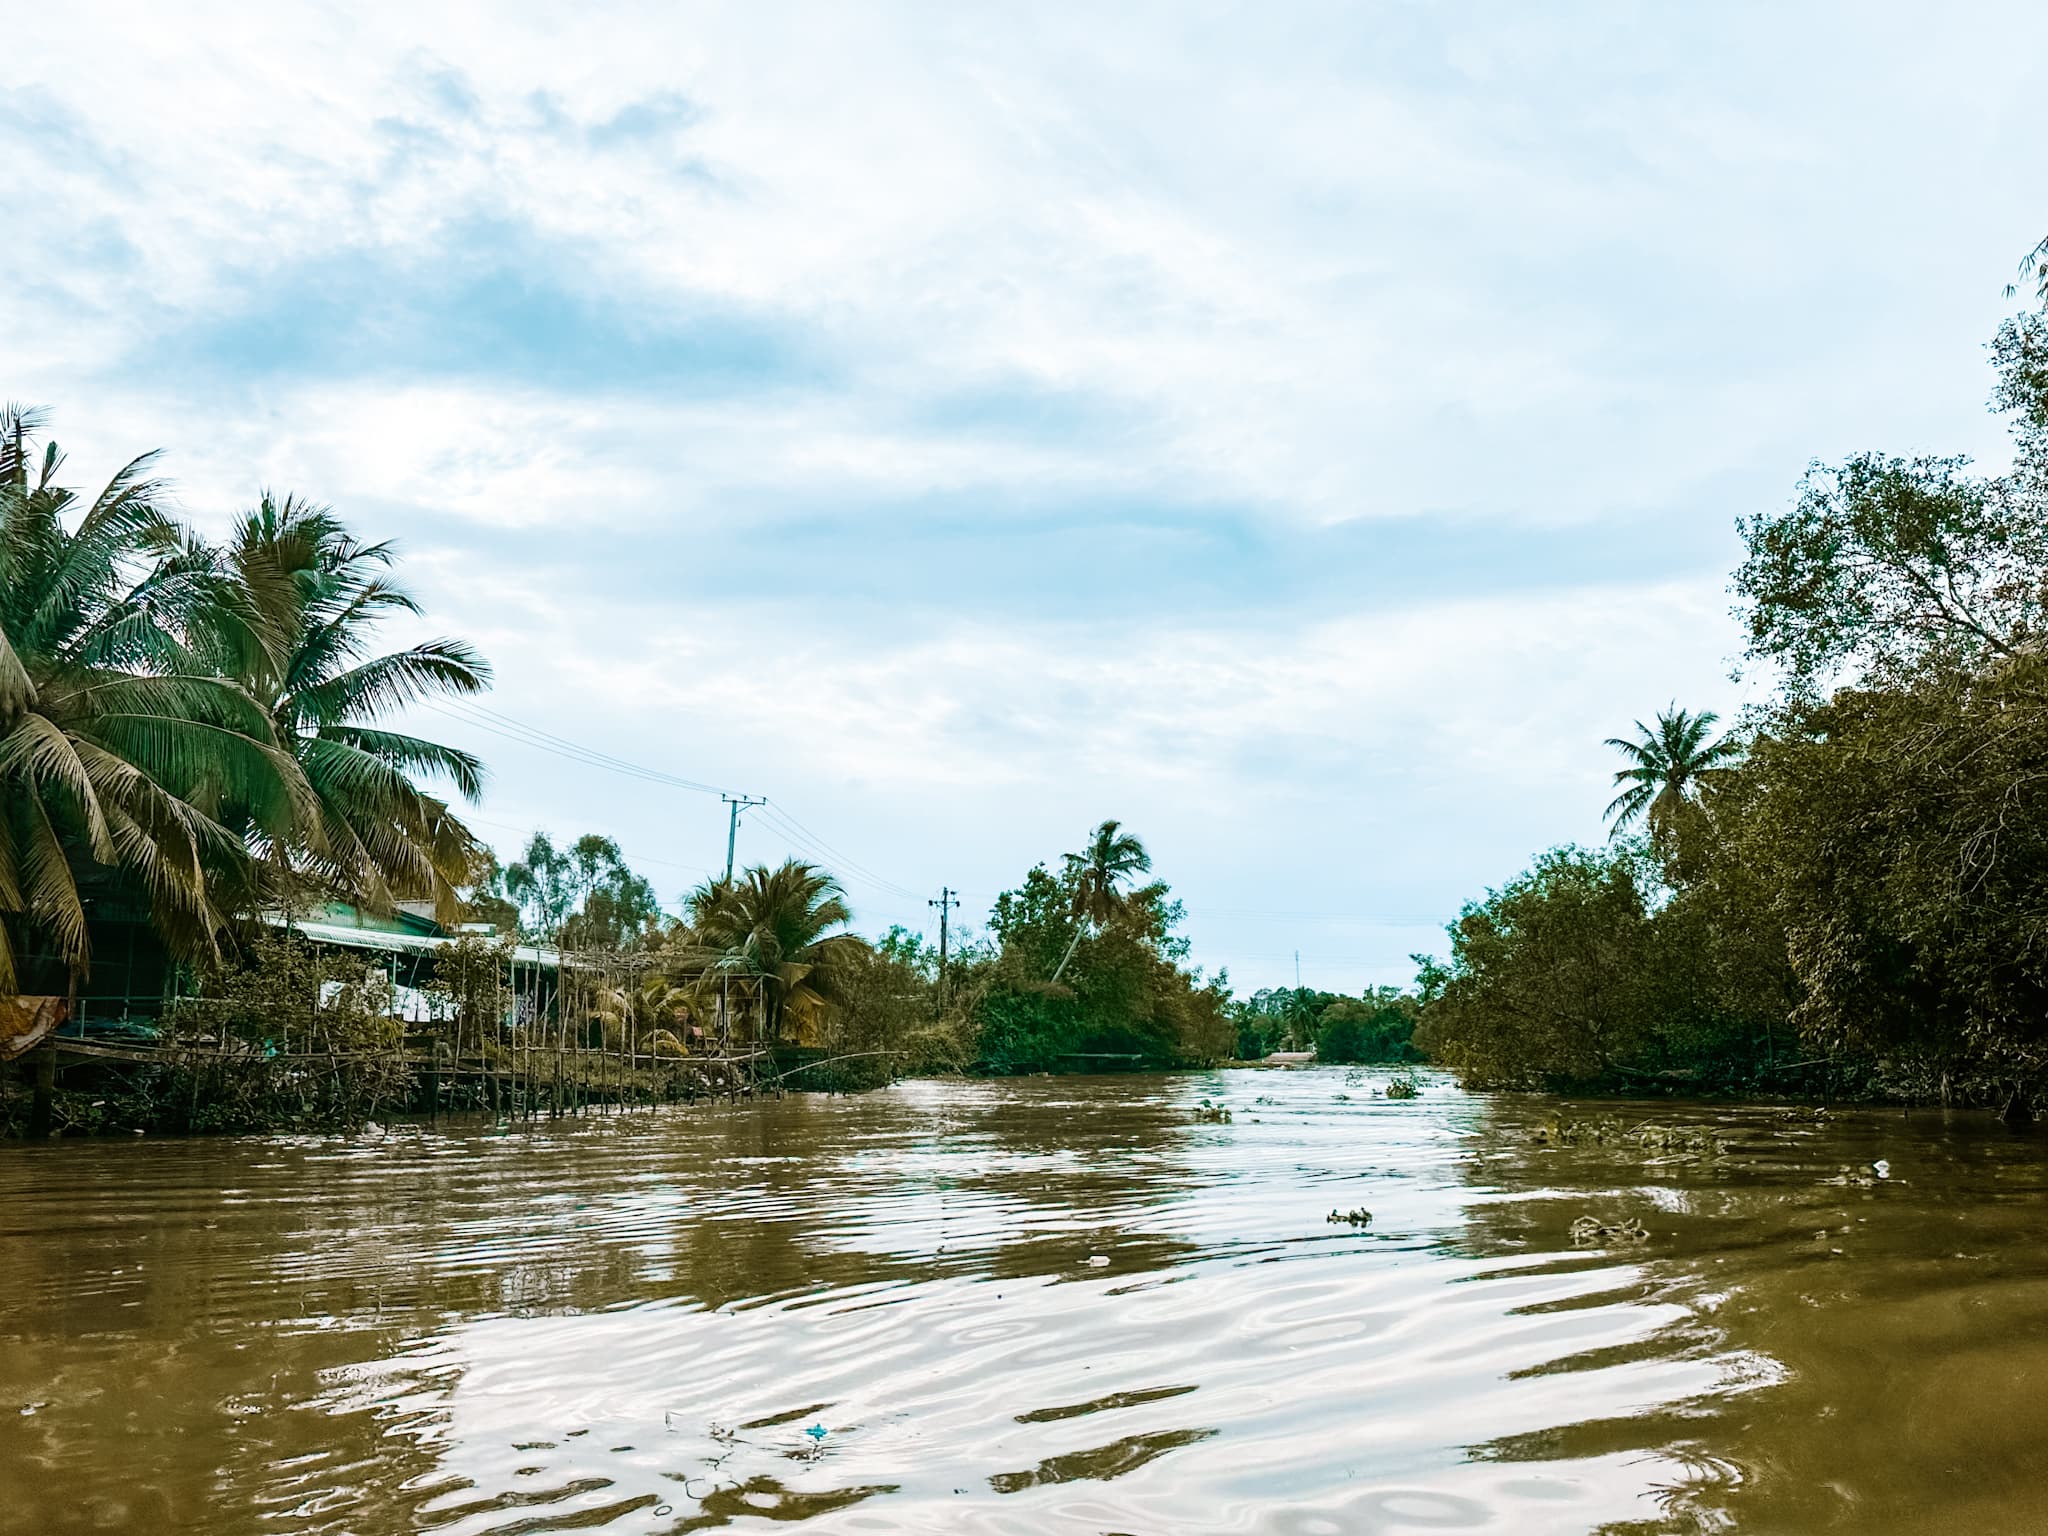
top-left (2002, 1084), bottom-right (2034, 1128)
top-left (1049, 922), bottom-right (1086, 985)
top-left (31, 970), bottom-right (78, 1137)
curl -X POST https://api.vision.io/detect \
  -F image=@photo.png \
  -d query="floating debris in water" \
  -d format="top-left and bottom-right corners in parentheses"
top-left (1327, 1208), bottom-right (1373, 1227)
top-left (1777, 1105), bottom-right (1832, 1123)
top-left (1532, 1115), bottom-right (1726, 1160)
top-left (1570, 1214), bottom-right (1651, 1245)
top-left (1383, 1076), bottom-right (1420, 1100)
top-left (1872, 1159), bottom-right (1891, 1179)
top-left (1085, 1254), bottom-right (1111, 1267)
top-left (1192, 1099), bottom-right (1233, 1123)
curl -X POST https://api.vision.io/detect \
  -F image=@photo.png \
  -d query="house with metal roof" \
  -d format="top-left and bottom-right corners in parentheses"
top-left (60, 898), bottom-right (561, 1036)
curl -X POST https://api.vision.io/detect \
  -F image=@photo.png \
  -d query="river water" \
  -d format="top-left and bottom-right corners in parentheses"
top-left (4, 1069), bottom-right (2046, 1534)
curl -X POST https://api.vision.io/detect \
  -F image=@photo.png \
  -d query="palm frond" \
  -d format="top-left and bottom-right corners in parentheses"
top-left (318, 725), bottom-right (486, 801)
top-left (289, 639), bottom-right (490, 727)
top-left (0, 623), bottom-right (35, 713)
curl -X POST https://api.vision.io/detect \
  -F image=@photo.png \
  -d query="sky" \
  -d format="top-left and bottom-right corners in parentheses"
top-left (6, 2), bottom-right (2045, 990)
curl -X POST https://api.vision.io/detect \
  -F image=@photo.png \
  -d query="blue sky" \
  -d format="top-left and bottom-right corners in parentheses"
top-left (6, 2), bottom-right (2044, 989)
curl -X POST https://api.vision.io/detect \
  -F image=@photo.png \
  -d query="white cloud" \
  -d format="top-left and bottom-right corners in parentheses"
top-left (4, 0), bottom-right (2043, 984)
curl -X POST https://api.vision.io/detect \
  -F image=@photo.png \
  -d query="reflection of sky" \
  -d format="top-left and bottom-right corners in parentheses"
top-left (8, 4), bottom-right (2044, 986)
top-left (334, 1073), bottom-right (1736, 1535)
top-left (12, 1076), bottom-right (2046, 1535)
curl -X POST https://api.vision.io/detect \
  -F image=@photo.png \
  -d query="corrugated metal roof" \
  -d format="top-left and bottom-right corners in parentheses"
top-left (262, 915), bottom-right (560, 968)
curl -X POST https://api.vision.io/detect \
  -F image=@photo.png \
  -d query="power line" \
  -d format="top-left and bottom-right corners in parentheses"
top-left (1181, 906), bottom-right (1446, 923)
top-left (460, 702), bottom-right (730, 795)
top-left (424, 701), bottom-right (731, 797)
top-left (758, 801), bottom-right (923, 901)
top-left (422, 702), bottom-right (1443, 945)
top-left (465, 814), bottom-right (720, 879)
top-left (423, 701), bottom-right (927, 903)
top-left (752, 808), bottom-right (924, 906)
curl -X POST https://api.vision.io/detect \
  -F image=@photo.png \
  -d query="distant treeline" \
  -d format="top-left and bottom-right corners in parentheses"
top-left (462, 819), bottom-right (1426, 1087)
top-left (1231, 986), bottom-right (1422, 1065)
top-left (1416, 299), bottom-right (2048, 1115)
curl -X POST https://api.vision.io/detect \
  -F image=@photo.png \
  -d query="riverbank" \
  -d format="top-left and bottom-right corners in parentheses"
top-left (0, 1036), bottom-right (788, 1140)
top-left (7, 1040), bottom-right (1915, 1143)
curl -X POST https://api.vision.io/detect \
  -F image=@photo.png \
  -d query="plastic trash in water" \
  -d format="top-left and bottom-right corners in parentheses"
top-left (1873, 1159), bottom-right (1891, 1179)
top-left (806, 1423), bottom-right (828, 1444)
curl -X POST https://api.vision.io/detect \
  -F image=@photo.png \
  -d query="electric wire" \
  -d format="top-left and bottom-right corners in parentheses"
top-left (422, 703), bottom-right (1450, 951)
top-left (421, 701), bottom-right (928, 903)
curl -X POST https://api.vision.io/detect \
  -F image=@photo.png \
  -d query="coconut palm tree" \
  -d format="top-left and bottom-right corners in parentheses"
top-left (196, 493), bottom-right (491, 920)
top-left (1049, 819), bottom-right (1152, 984)
top-left (1604, 706), bottom-right (1742, 843)
top-left (0, 408), bottom-right (304, 991)
top-left (684, 859), bottom-right (860, 1045)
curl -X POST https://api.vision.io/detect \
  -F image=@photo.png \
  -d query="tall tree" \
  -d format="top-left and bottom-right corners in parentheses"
top-left (1049, 819), bottom-right (1151, 984)
top-left (199, 493), bottom-right (491, 920)
top-left (685, 859), bottom-right (859, 1044)
top-left (1733, 452), bottom-right (2048, 695)
top-left (0, 408), bottom-right (303, 990)
top-left (503, 831), bottom-right (660, 946)
top-left (1603, 706), bottom-right (1741, 846)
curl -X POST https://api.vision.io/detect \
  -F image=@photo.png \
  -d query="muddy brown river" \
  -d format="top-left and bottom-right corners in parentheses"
top-left (4, 1070), bottom-right (2046, 1534)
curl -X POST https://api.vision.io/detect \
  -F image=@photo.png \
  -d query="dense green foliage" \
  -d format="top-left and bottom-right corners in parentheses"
top-left (1420, 304), bottom-right (2048, 1112)
top-left (446, 824), bottom-right (1244, 1089)
top-left (0, 411), bottom-right (302, 990)
top-left (2, 932), bottom-right (416, 1136)
top-left (685, 858), bottom-right (867, 1045)
top-left (942, 824), bottom-right (1234, 1073)
top-left (214, 495), bottom-right (491, 922)
top-left (1313, 991), bottom-right (1424, 1065)
top-left (498, 832), bottom-right (662, 950)
top-left (0, 409), bottom-right (490, 994)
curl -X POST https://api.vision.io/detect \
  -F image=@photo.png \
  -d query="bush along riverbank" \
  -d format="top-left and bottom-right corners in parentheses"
top-left (1414, 299), bottom-right (2048, 1121)
top-left (0, 934), bottom-right (788, 1139)
top-left (5, 812), bottom-right (1436, 1139)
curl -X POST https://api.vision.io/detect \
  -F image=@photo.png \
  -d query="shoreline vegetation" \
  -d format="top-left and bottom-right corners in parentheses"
top-left (1417, 291), bottom-right (2048, 1122)
top-left (9, 267), bottom-right (2048, 1138)
top-left (0, 409), bottom-right (1412, 1137)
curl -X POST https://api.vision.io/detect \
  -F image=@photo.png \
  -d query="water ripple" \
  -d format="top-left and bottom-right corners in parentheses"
top-left (7, 1072), bottom-right (2048, 1532)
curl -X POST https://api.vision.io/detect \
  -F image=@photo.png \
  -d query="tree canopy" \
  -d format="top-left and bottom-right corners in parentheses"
top-left (1420, 301), bottom-right (2048, 1111)
top-left (0, 407), bottom-right (489, 993)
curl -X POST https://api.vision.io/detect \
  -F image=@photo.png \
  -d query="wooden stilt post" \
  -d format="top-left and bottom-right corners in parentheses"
top-left (27, 1038), bottom-right (57, 1138)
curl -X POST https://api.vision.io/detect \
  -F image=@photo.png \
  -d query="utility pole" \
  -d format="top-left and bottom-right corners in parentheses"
top-left (721, 794), bottom-right (766, 883)
top-left (929, 887), bottom-right (959, 1011)
top-left (1294, 950), bottom-right (1305, 1050)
